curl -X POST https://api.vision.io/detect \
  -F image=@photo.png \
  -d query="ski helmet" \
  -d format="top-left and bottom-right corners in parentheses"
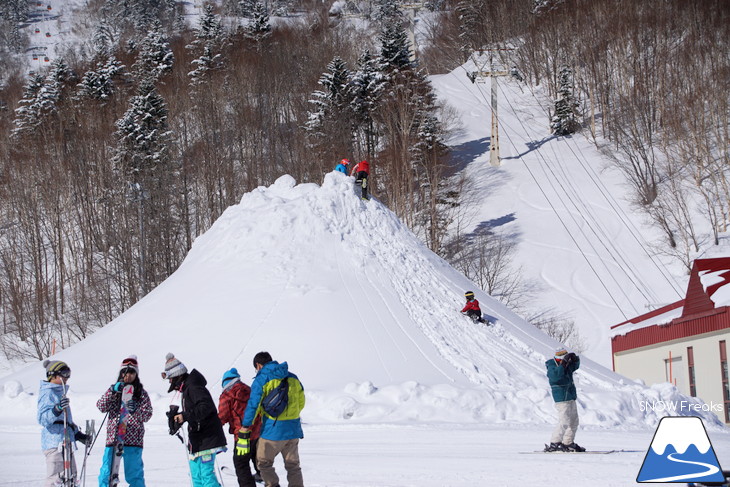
top-left (340, 158), bottom-right (350, 165)
top-left (464, 291), bottom-right (475, 300)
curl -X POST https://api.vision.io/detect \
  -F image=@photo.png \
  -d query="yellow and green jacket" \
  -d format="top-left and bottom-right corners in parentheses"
top-left (242, 361), bottom-right (305, 441)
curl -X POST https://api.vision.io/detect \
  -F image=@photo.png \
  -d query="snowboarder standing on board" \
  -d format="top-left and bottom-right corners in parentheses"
top-left (37, 360), bottom-right (90, 487)
top-left (96, 355), bottom-right (153, 487)
top-left (163, 353), bottom-right (227, 487)
top-left (218, 367), bottom-right (263, 487)
top-left (334, 158), bottom-right (350, 175)
top-left (350, 160), bottom-right (370, 199)
top-left (544, 348), bottom-right (585, 452)
top-left (460, 291), bottom-right (486, 324)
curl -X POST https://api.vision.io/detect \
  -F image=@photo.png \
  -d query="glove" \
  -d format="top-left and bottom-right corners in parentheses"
top-left (112, 382), bottom-right (124, 393)
top-left (53, 397), bottom-right (70, 416)
top-left (167, 405), bottom-right (183, 435)
top-left (75, 431), bottom-right (91, 447)
top-left (562, 353), bottom-right (577, 367)
top-left (235, 429), bottom-right (251, 456)
top-left (126, 399), bottom-right (138, 414)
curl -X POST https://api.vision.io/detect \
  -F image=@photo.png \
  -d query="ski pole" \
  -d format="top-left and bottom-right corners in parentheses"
top-left (80, 412), bottom-right (108, 487)
top-left (60, 379), bottom-right (74, 487)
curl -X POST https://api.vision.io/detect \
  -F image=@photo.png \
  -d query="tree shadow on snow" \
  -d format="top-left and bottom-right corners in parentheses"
top-left (447, 137), bottom-right (490, 175)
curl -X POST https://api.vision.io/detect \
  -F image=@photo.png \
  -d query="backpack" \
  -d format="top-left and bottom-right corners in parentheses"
top-left (261, 377), bottom-right (289, 418)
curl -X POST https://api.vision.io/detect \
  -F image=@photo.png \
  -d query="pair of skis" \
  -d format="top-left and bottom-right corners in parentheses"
top-left (108, 384), bottom-right (135, 486)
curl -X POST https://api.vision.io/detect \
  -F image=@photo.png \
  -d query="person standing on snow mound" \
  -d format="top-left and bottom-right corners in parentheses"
top-left (240, 351), bottom-right (305, 487)
top-left (460, 291), bottom-right (486, 324)
top-left (350, 159), bottom-right (370, 199)
top-left (334, 158), bottom-right (350, 175)
top-left (544, 348), bottom-right (585, 452)
top-left (96, 354), bottom-right (153, 487)
top-left (163, 353), bottom-right (227, 487)
top-left (218, 367), bottom-right (263, 487)
top-left (37, 360), bottom-right (91, 487)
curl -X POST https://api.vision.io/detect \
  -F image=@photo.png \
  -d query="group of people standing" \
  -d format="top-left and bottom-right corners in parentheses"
top-left (334, 158), bottom-right (370, 199)
top-left (38, 351), bottom-right (306, 487)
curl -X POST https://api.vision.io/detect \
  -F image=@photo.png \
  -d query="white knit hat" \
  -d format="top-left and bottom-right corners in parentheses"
top-left (163, 353), bottom-right (188, 379)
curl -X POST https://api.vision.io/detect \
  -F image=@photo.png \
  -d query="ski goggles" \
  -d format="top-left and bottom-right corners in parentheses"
top-left (56, 367), bottom-right (71, 379)
top-left (120, 367), bottom-right (137, 375)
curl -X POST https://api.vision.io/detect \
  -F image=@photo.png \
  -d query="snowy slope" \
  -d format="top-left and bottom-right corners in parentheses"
top-left (431, 62), bottom-right (690, 366)
top-left (0, 172), bottom-right (718, 430)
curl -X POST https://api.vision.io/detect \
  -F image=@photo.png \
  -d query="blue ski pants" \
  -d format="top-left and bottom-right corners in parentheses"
top-left (189, 453), bottom-right (221, 487)
top-left (98, 445), bottom-right (145, 487)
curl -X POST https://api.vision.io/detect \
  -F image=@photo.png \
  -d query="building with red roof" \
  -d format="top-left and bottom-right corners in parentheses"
top-left (611, 257), bottom-right (730, 423)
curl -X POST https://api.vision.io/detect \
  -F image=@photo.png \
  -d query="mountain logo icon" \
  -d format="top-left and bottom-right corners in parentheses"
top-left (637, 416), bottom-right (725, 483)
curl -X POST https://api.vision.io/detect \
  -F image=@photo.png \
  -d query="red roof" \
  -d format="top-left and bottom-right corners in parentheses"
top-left (611, 257), bottom-right (730, 354)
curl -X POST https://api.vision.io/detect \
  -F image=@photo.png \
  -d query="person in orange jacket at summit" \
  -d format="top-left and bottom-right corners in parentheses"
top-left (461, 291), bottom-right (486, 324)
top-left (350, 160), bottom-right (370, 199)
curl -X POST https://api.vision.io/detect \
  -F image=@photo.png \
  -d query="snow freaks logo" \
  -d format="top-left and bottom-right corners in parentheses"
top-left (637, 416), bottom-right (725, 483)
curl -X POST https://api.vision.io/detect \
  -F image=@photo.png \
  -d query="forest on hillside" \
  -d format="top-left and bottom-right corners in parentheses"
top-left (0, 0), bottom-right (727, 361)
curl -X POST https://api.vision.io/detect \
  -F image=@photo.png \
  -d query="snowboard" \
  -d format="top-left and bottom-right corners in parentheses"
top-left (519, 449), bottom-right (642, 454)
top-left (109, 384), bottom-right (134, 486)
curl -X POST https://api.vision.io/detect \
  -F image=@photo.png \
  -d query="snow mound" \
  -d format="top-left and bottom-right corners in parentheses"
top-left (0, 173), bottom-right (719, 428)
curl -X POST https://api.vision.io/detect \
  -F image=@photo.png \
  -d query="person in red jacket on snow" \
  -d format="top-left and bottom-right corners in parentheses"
top-left (218, 368), bottom-right (262, 487)
top-left (461, 291), bottom-right (486, 324)
top-left (350, 160), bottom-right (370, 200)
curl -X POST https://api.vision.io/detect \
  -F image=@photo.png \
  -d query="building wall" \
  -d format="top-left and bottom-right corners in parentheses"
top-left (613, 329), bottom-right (730, 423)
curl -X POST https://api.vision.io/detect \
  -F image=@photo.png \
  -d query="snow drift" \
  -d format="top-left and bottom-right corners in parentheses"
top-left (0, 173), bottom-right (719, 428)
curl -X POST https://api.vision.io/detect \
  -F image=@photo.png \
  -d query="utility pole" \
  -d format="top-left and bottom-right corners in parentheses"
top-left (468, 49), bottom-right (513, 167)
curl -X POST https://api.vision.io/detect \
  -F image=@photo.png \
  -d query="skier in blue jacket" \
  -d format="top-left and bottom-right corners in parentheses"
top-left (37, 359), bottom-right (90, 487)
top-left (334, 158), bottom-right (350, 175)
top-left (240, 352), bottom-right (305, 487)
top-left (544, 348), bottom-right (585, 452)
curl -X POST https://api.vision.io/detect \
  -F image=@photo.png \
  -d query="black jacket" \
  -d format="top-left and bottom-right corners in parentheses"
top-left (181, 369), bottom-right (227, 453)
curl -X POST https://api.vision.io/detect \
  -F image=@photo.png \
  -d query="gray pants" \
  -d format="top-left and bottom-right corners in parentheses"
top-left (256, 438), bottom-right (303, 487)
top-left (551, 399), bottom-right (579, 445)
top-left (44, 447), bottom-right (77, 487)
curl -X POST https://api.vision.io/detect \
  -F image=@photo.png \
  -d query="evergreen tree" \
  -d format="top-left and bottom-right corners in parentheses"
top-left (0, 0), bottom-right (29, 53)
top-left (377, 21), bottom-right (413, 74)
top-left (77, 56), bottom-right (125, 101)
top-left (245, 1), bottom-right (272, 43)
top-left (551, 65), bottom-right (580, 136)
top-left (12, 74), bottom-right (45, 137)
top-left (133, 22), bottom-right (174, 83)
top-left (188, 4), bottom-right (224, 86)
top-left (114, 79), bottom-right (171, 180)
top-left (349, 50), bottom-right (385, 160)
top-left (305, 57), bottom-right (354, 158)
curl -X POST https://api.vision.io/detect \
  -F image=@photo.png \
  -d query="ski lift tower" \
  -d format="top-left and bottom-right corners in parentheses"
top-left (401, 2), bottom-right (425, 61)
top-left (468, 49), bottom-right (513, 167)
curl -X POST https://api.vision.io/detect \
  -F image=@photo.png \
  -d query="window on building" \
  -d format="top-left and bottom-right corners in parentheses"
top-left (721, 340), bottom-right (730, 423)
top-left (687, 346), bottom-right (696, 397)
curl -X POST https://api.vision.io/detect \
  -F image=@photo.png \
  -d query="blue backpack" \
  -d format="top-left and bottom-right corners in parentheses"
top-left (261, 378), bottom-right (289, 418)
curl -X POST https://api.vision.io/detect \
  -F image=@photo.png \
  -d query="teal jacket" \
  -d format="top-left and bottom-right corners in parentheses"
top-left (545, 357), bottom-right (580, 403)
top-left (242, 361), bottom-right (305, 441)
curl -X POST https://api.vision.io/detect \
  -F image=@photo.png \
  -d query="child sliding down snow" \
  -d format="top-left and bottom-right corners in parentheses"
top-left (461, 291), bottom-right (486, 324)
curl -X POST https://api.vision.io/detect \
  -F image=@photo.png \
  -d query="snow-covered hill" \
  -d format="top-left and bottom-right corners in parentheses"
top-left (0, 172), bottom-right (718, 430)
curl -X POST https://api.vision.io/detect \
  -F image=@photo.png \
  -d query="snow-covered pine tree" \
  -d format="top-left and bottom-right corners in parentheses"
top-left (377, 20), bottom-right (414, 74)
top-left (132, 21), bottom-right (174, 83)
top-left (245, 1), bottom-right (272, 43)
top-left (188, 4), bottom-right (224, 87)
top-left (349, 50), bottom-right (385, 160)
top-left (305, 57), bottom-right (354, 160)
top-left (551, 65), bottom-right (580, 136)
top-left (114, 78), bottom-right (171, 180)
top-left (77, 56), bottom-right (125, 101)
top-left (12, 74), bottom-right (45, 137)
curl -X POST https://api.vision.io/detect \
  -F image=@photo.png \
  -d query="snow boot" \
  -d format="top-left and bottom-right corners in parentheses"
top-left (544, 442), bottom-right (567, 452)
top-left (565, 442), bottom-right (586, 452)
